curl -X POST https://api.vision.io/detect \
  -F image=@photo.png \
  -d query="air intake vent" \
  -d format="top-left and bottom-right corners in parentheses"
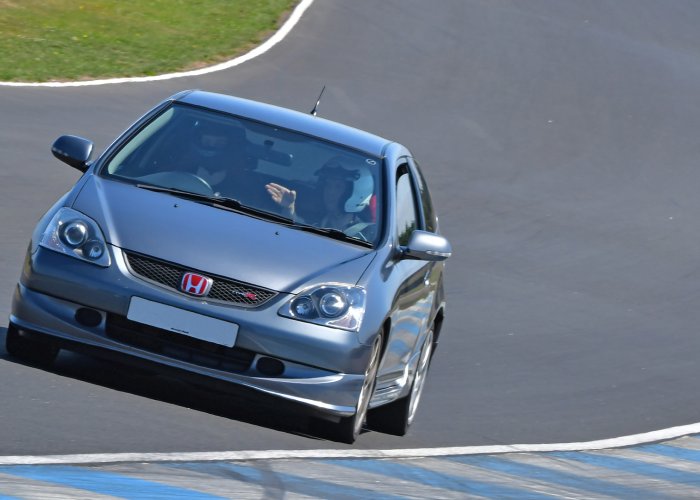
top-left (124, 251), bottom-right (277, 307)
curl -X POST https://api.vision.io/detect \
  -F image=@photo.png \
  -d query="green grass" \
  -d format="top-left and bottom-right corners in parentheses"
top-left (0, 0), bottom-right (297, 82)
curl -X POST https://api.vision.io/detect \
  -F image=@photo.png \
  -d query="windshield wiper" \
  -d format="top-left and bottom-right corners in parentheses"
top-left (135, 183), bottom-right (293, 223)
top-left (136, 183), bottom-right (227, 204)
top-left (135, 183), bottom-right (371, 246)
top-left (290, 223), bottom-right (373, 248)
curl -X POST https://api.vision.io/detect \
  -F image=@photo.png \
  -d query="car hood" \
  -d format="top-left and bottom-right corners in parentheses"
top-left (71, 176), bottom-right (375, 293)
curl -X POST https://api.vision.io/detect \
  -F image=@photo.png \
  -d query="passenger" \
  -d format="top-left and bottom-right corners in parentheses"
top-left (184, 120), bottom-right (251, 198)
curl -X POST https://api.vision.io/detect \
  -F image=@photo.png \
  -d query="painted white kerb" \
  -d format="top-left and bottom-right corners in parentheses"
top-left (1, 421), bottom-right (699, 465)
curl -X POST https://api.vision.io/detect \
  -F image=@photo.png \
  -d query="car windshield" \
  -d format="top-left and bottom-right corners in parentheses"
top-left (101, 103), bottom-right (383, 246)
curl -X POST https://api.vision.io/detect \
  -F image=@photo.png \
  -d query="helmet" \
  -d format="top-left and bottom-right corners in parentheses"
top-left (315, 156), bottom-right (374, 213)
top-left (344, 166), bottom-right (374, 213)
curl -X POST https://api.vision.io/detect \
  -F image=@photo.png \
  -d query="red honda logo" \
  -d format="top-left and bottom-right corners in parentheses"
top-left (180, 272), bottom-right (212, 297)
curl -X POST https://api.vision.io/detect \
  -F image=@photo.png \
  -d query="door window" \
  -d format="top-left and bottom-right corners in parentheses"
top-left (412, 159), bottom-right (438, 233)
top-left (396, 164), bottom-right (419, 246)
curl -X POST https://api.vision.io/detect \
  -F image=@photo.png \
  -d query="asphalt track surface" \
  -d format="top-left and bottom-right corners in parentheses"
top-left (2, 0), bottom-right (700, 457)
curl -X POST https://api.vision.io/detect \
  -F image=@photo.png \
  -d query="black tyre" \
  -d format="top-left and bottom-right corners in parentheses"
top-left (334, 335), bottom-right (383, 444)
top-left (5, 323), bottom-right (59, 367)
top-left (368, 328), bottom-right (434, 436)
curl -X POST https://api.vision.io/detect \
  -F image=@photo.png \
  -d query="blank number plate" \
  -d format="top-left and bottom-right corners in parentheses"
top-left (127, 297), bottom-right (238, 347)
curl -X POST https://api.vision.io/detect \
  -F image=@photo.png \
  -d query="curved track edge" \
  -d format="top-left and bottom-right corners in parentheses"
top-left (0, 0), bottom-right (314, 88)
top-left (2, 421), bottom-right (700, 465)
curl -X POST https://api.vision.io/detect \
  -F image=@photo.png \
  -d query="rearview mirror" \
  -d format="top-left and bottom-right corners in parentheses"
top-left (402, 230), bottom-right (452, 261)
top-left (51, 135), bottom-right (93, 172)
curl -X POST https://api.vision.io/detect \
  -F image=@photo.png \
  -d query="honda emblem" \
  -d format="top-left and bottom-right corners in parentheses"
top-left (180, 272), bottom-right (213, 297)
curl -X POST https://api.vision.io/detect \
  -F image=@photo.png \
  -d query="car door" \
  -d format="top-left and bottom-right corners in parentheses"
top-left (409, 156), bottom-right (445, 324)
top-left (376, 159), bottom-right (438, 394)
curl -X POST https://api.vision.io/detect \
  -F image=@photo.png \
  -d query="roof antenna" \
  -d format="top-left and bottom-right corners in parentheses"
top-left (310, 85), bottom-right (326, 116)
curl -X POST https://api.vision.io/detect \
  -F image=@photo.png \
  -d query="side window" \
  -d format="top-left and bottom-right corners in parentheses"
top-left (412, 159), bottom-right (438, 233)
top-left (396, 164), bottom-right (419, 246)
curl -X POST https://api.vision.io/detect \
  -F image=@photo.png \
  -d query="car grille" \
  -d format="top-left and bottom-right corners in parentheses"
top-left (106, 314), bottom-right (255, 373)
top-left (123, 251), bottom-right (277, 307)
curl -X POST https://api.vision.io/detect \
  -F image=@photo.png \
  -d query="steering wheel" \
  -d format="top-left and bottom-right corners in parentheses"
top-left (345, 222), bottom-right (377, 242)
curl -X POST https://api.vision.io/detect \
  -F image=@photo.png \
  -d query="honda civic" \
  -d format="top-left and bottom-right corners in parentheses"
top-left (7, 90), bottom-right (451, 443)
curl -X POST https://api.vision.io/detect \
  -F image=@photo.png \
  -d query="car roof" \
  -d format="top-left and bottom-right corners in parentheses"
top-left (175, 90), bottom-right (393, 158)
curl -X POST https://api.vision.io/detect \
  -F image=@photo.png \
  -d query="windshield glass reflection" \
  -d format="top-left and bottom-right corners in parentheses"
top-left (102, 103), bottom-right (382, 245)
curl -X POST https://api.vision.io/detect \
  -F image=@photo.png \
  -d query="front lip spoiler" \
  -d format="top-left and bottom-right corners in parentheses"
top-left (8, 312), bottom-right (359, 418)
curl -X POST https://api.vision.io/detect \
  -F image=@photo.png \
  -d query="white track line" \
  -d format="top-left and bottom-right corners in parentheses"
top-left (0, 0), bottom-right (314, 88)
top-left (1, 421), bottom-right (700, 465)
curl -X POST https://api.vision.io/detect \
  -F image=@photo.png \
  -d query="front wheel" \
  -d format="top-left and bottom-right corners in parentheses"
top-left (5, 323), bottom-right (59, 367)
top-left (333, 335), bottom-right (383, 444)
top-left (368, 328), bottom-right (434, 436)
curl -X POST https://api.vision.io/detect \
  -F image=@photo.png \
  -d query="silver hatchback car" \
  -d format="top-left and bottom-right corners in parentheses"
top-left (7, 90), bottom-right (451, 443)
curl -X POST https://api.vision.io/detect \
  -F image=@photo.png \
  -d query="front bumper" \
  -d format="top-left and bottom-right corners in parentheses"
top-left (10, 246), bottom-right (374, 417)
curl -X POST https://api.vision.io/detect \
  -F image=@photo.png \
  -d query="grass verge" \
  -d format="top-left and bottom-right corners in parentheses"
top-left (0, 0), bottom-right (297, 82)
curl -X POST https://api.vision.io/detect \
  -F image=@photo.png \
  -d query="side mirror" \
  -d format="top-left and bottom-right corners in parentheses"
top-left (51, 135), bottom-right (93, 172)
top-left (402, 230), bottom-right (452, 261)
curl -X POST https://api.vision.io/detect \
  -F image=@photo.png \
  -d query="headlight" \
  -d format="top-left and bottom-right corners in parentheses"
top-left (279, 284), bottom-right (366, 332)
top-left (39, 207), bottom-right (111, 267)
top-left (61, 221), bottom-right (88, 247)
top-left (319, 292), bottom-right (348, 318)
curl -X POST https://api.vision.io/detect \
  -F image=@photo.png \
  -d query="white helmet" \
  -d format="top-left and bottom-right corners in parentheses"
top-left (344, 166), bottom-right (374, 213)
top-left (316, 157), bottom-right (374, 213)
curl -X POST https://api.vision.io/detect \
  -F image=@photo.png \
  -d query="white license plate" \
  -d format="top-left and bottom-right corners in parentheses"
top-left (127, 297), bottom-right (238, 347)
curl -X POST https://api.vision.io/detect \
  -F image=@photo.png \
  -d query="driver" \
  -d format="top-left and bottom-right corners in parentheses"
top-left (266, 156), bottom-right (374, 232)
